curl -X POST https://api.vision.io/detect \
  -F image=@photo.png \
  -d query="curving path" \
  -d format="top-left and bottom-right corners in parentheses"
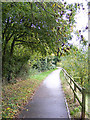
top-left (18, 68), bottom-right (69, 118)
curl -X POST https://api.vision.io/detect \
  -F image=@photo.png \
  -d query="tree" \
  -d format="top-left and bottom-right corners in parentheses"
top-left (2, 2), bottom-right (79, 82)
top-left (60, 46), bottom-right (88, 88)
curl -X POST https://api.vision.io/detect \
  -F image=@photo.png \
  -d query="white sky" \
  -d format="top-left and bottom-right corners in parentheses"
top-left (64, 0), bottom-right (88, 49)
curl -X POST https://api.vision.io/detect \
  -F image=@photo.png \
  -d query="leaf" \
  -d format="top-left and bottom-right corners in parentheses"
top-left (52, 3), bottom-right (55, 8)
top-left (6, 107), bottom-right (11, 110)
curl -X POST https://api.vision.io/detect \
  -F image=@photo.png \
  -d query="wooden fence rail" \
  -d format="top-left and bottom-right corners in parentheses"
top-left (61, 68), bottom-right (86, 119)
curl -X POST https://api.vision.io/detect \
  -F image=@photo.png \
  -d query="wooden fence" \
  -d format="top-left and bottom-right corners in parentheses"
top-left (61, 68), bottom-right (86, 119)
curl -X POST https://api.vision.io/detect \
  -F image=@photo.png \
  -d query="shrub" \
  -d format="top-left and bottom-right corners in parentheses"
top-left (60, 48), bottom-right (88, 88)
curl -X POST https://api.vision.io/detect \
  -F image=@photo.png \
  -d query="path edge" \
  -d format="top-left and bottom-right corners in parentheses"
top-left (63, 92), bottom-right (71, 119)
top-left (59, 68), bottom-right (71, 119)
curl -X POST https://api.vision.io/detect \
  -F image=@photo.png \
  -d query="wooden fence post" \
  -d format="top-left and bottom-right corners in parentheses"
top-left (81, 88), bottom-right (85, 119)
top-left (70, 78), bottom-right (71, 84)
top-left (74, 83), bottom-right (76, 103)
top-left (62, 69), bottom-right (87, 118)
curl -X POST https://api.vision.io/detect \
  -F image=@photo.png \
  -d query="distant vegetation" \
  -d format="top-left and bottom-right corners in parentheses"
top-left (60, 46), bottom-right (89, 90)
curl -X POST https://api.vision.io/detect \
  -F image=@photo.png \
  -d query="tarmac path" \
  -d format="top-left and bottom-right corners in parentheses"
top-left (18, 68), bottom-right (69, 118)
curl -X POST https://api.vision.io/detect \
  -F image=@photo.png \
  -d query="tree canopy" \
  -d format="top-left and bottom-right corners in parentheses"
top-left (2, 2), bottom-right (80, 81)
top-left (2, 2), bottom-right (79, 55)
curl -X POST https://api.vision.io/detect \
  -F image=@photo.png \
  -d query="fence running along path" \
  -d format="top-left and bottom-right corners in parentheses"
top-left (61, 68), bottom-right (86, 119)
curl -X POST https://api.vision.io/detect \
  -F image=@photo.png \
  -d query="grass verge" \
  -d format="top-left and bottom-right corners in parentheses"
top-left (2, 68), bottom-right (57, 118)
top-left (60, 70), bottom-right (81, 118)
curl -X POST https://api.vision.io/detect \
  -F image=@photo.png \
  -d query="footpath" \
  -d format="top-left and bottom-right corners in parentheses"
top-left (18, 68), bottom-right (69, 118)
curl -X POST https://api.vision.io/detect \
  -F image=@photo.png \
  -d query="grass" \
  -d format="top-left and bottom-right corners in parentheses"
top-left (30, 68), bottom-right (57, 80)
top-left (60, 70), bottom-right (81, 118)
top-left (2, 68), bottom-right (57, 118)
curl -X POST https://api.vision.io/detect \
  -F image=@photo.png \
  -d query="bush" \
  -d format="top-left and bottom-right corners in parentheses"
top-left (60, 48), bottom-right (88, 88)
top-left (32, 56), bottom-right (56, 71)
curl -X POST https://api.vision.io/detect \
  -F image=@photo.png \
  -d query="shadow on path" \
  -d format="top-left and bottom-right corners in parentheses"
top-left (18, 68), bottom-right (69, 118)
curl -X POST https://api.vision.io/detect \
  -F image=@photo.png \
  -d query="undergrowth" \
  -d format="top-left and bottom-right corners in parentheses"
top-left (60, 70), bottom-right (81, 118)
top-left (2, 68), bottom-right (57, 118)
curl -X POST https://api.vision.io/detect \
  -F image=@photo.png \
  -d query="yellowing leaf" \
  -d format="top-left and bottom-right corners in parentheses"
top-left (58, 5), bottom-right (61, 8)
top-left (6, 107), bottom-right (10, 110)
top-left (71, 26), bottom-right (73, 30)
top-left (52, 3), bottom-right (55, 7)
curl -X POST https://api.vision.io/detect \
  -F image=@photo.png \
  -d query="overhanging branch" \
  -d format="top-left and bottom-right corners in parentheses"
top-left (15, 40), bottom-right (37, 44)
top-left (36, 3), bottom-right (56, 17)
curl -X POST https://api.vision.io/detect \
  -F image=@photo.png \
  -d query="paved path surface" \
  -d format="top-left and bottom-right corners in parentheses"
top-left (18, 68), bottom-right (69, 118)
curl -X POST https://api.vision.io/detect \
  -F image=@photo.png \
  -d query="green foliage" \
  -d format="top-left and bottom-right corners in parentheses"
top-left (32, 56), bottom-right (56, 71)
top-left (2, 68), bottom-right (56, 118)
top-left (60, 46), bottom-right (88, 89)
top-left (2, 2), bottom-right (80, 82)
top-left (16, 64), bottom-right (39, 80)
top-left (60, 70), bottom-right (81, 118)
top-left (30, 68), bottom-right (57, 81)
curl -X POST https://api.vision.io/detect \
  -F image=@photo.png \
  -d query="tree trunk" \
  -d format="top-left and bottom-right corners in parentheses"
top-left (7, 37), bottom-right (15, 82)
